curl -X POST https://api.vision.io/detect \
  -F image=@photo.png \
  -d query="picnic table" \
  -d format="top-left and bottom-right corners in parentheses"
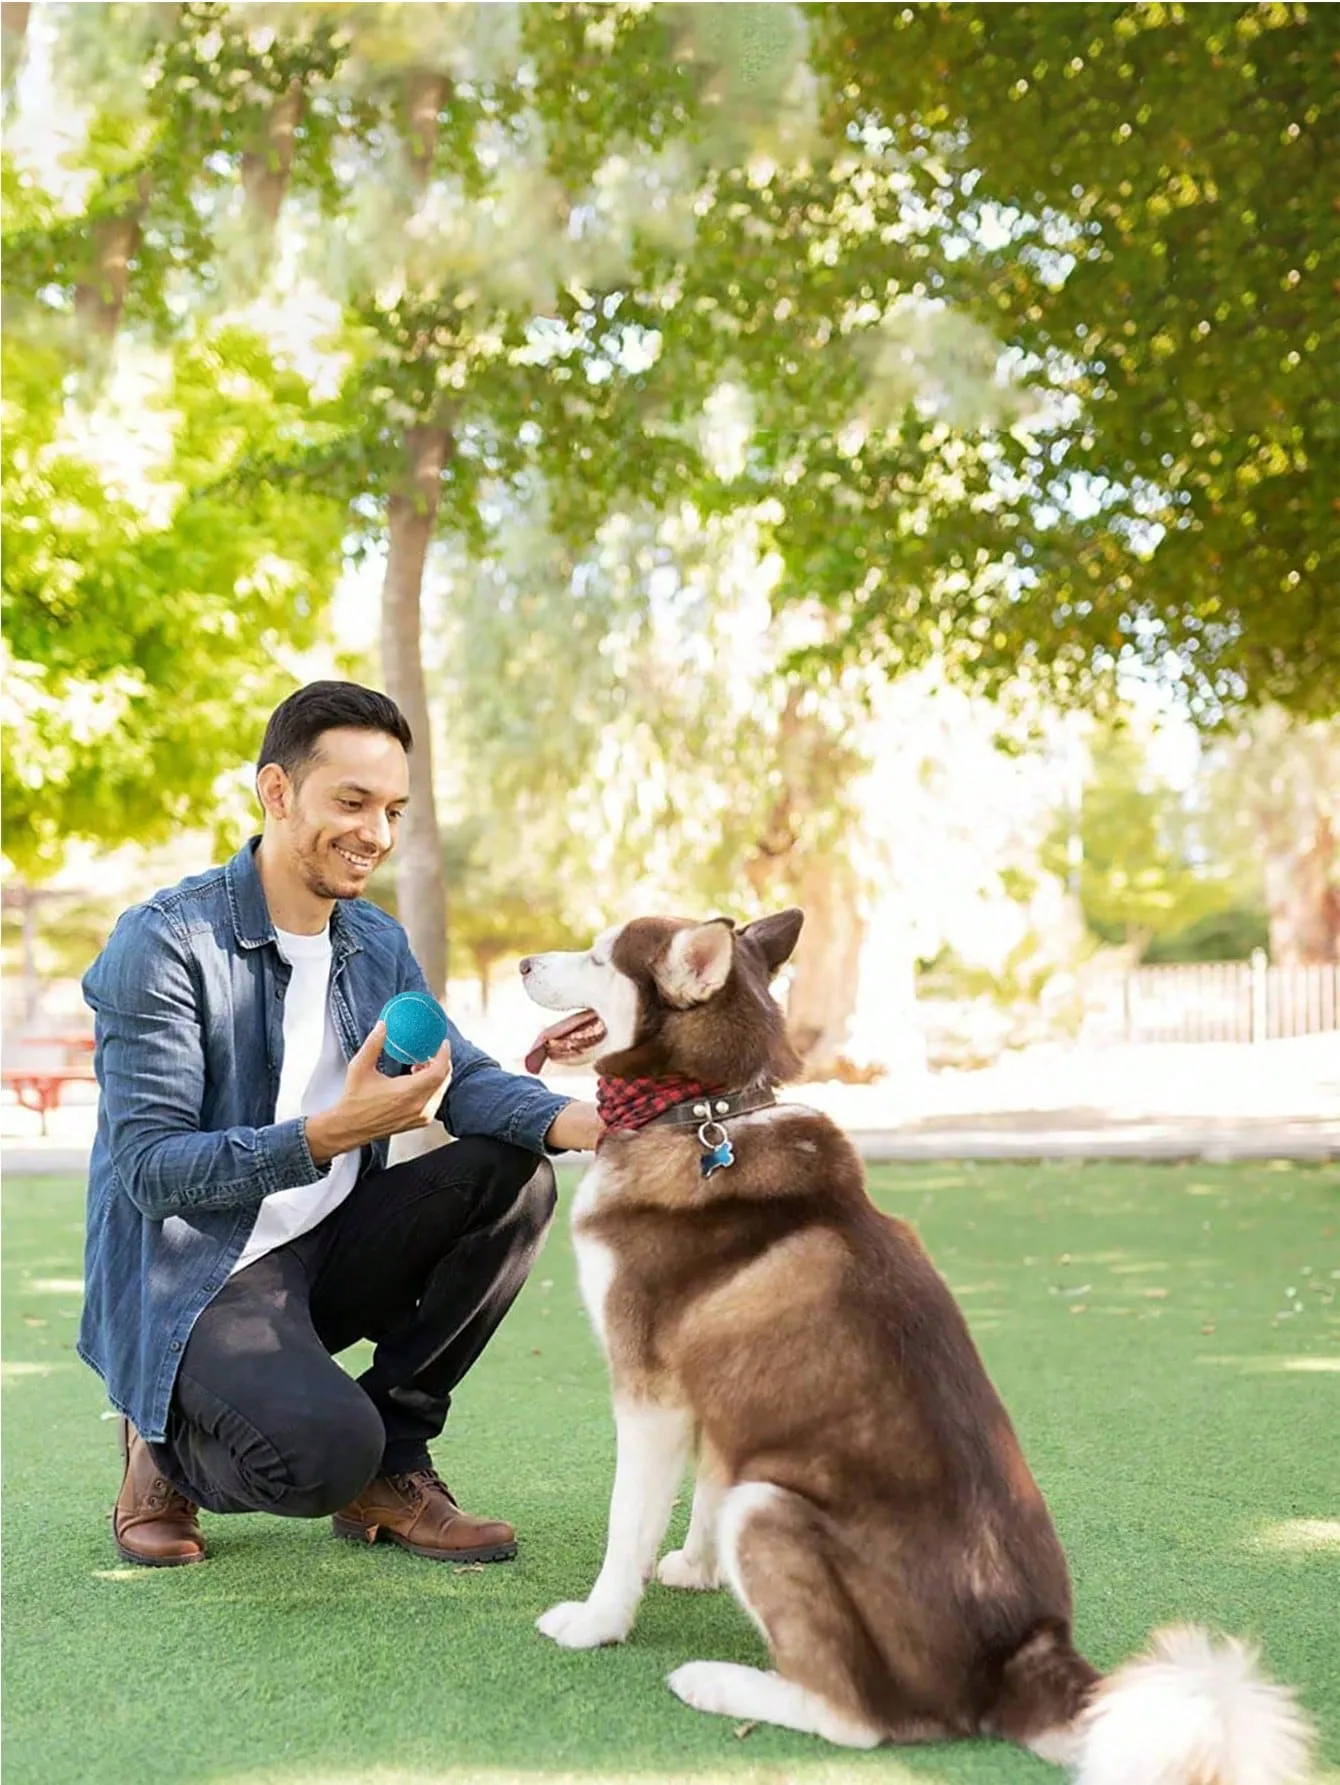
top-left (2, 1033), bottom-right (96, 1136)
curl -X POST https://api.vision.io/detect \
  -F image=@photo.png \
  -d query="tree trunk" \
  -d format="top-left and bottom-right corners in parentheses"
top-left (381, 424), bottom-right (450, 998)
top-left (404, 70), bottom-right (448, 192)
top-left (2, 2), bottom-right (30, 113)
top-left (237, 80), bottom-right (303, 283)
top-left (382, 73), bottom-right (453, 1170)
top-left (783, 854), bottom-right (867, 1079)
top-left (740, 689), bottom-right (874, 1076)
top-left (1263, 812), bottom-right (1340, 965)
top-left (73, 171), bottom-right (151, 346)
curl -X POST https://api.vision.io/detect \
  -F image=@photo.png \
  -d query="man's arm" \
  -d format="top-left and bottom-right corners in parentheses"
top-left (83, 905), bottom-right (326, 1221)
top-left (544, 1100), bottom-right (602, 1153)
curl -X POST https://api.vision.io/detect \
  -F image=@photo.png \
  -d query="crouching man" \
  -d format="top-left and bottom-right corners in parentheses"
top-left (78, 681), bottom-right (601, 1567)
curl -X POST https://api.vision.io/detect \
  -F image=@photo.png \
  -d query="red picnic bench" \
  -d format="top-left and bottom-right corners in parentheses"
top-left (2, 1034), bottom-right (96, 1136)
top-left (2, 1069), bottom-right (97, 1136)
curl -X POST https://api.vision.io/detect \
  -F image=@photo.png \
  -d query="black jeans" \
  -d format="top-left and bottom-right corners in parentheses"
top-left (150, 1138), bottom-right (556, 1518)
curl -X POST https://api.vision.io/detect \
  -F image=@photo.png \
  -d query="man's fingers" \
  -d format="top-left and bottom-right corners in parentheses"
top-left (409, 1040), bottom-right (450, 1075)
top-left (350, 1022), bottom-right (386, 1072)
top-left (409, 1038), bottom-right (452, 1080)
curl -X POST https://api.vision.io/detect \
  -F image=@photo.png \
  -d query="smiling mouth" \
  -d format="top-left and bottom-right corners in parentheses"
top-left (524, 1009), bottom-right (607, 1074)
top-left (334, 845), bottom-right (376, 871)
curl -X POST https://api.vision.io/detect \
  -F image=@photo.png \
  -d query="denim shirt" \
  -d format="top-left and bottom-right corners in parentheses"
top-left (77, 838), bottom-right (569, 1442)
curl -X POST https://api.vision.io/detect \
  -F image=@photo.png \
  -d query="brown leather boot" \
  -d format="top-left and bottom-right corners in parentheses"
top-left (332, 1465), bottom-right (517, 1562)
top-left (112, 1417), bottom-right (207, 1567)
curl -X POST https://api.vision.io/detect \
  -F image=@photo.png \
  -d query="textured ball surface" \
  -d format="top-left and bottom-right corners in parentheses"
top-left (379, 992), bottom-right (449, 1066)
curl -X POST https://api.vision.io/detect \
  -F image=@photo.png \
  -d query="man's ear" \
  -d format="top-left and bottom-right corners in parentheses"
top-left (652, 920), bottom-right (735, 1008)
top-left (256, 762), bottom-right (291, 821)
top-left (739, 908), bottom-right (804, 975)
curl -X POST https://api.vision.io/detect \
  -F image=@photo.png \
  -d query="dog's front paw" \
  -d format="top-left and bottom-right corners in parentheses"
top-left (536, 1599), bottom-right (629, 1650)
top-left (657, 1548), bottom-right (720, 1591)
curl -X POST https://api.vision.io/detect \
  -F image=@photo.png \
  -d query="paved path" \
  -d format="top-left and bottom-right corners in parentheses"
top-left (6, 1037), bottom-right (1336, 1172)
top-left (6, 1112), bottom-right (1335, 1177)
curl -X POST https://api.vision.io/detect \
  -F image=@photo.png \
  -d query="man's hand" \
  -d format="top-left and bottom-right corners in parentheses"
top-left (544, 1099), bottom-right (603, 1154)
top-left (305, 1022), bottom-right (452, 1164)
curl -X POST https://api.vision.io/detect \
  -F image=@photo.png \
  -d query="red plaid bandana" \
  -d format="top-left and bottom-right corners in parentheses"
top-left (596, 1075), bottom-right (718, 1147)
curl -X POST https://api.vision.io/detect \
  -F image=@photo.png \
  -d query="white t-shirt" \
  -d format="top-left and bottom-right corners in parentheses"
top-left (230, 925), bottom-right (361, 1276)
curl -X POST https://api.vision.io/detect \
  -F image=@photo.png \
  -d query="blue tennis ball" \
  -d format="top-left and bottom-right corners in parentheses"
top-left (379, 992), bottom-right (450, 1066)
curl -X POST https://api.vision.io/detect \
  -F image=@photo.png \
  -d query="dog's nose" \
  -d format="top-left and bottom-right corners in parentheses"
top-left (519, 957), bottom-right (534, 976)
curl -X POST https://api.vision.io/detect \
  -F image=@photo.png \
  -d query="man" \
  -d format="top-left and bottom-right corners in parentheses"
top-left (79, 681), bottom-right (601, 1569)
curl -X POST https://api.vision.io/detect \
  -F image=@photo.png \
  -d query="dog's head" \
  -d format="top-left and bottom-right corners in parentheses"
top-left (520, 909), bottom-right (804, 1086)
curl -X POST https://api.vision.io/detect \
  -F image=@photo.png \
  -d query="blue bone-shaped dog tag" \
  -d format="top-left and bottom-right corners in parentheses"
top-left (700, 1136), bottom-right (735, 1178)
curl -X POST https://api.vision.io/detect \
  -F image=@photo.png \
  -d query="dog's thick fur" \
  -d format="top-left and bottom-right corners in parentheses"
top-left (521, 912), bottom-right (1313, 1780)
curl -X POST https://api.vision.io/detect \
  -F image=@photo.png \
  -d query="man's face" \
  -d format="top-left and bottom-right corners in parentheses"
top-left (271, 727), bottom-right (409, 901)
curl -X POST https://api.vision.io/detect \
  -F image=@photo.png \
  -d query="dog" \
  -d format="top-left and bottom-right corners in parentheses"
top-left (520, 909), bottom-right (1313, 1781)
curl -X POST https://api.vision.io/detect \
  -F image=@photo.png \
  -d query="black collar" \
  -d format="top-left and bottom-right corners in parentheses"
top-left (645, 1085), bottom-right (778, 1130)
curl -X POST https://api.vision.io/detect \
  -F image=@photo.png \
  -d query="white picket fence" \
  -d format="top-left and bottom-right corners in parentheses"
top-left (1122, 953), bottom-right (1340, 1044)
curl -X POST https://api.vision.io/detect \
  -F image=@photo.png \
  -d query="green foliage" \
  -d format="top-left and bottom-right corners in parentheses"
top-left (1, 887), bottom-right (124, 983)
top-left (7, 0), bottom-right (1336, 913)
top-left (923, 931), bottom-right (1065, 1009)
top-left (364, 818), bottom-right (582, 995)
top-left (1, 320), bottom-right (345, 878)
top-left (427, 496), bottom-right (868, 938)
top-left (2, 4), bottom-right (349, 345)
top-left (805, 3), bottom-right (1340, 718)
top-left (1044, 717), bottom-right (1256, 952)
top-left (1141, 906), bottom-right (1269, 965)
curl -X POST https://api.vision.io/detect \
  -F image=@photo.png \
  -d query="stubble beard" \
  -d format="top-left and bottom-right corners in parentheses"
top-left (295, 829), bottom-right (368, 903)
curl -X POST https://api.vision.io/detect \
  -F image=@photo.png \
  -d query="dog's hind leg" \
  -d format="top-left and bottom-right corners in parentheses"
top-left (667, 1481), bottom-right (891, 1747)
top-left (668, 1660), bottom-right (883, 1746)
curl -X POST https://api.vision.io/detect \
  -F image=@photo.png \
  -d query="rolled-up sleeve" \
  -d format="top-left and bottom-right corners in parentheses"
top-left (398, 946), bottom-right (570, 1153)
top-left (83, 906), bottom-right (328, 1220)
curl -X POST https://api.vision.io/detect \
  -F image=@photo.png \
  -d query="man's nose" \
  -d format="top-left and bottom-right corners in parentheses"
top-left (361, 812), bottom-right (393, 852)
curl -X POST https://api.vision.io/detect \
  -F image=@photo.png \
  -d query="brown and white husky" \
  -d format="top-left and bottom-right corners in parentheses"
top-left (520, 910), bottom-right (1313, 1782)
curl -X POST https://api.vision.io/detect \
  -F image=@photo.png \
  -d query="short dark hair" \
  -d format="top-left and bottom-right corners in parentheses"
top-left (257, 681), bottom-right (413, 782)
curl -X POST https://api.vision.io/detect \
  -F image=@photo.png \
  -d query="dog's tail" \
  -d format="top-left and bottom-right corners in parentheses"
top-left (1021, 1624), bottom-right (1314, 1785)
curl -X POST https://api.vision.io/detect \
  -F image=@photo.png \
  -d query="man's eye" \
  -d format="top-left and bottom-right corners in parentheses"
top-left (339, 799), bottom-right (361, 811)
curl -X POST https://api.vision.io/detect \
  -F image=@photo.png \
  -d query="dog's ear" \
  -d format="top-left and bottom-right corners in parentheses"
top-left (739, 908), bottom-right (804, 975)
top-left (653, 919), bottom-right (735, 1008)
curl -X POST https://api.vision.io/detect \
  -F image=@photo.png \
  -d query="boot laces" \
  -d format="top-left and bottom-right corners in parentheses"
top-left (391, 1465), bottom-right (459, 1510)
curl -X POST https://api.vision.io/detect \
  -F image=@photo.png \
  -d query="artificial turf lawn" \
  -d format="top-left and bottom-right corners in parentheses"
top-left (2, 1160), bottom-right (1337, 1785)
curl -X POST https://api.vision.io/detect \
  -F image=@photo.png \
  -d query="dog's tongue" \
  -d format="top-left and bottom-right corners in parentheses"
top-left (525, 1009), bottom-right (602, 1075)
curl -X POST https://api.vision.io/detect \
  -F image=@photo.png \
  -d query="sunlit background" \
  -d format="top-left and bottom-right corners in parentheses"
top-left (3, 3), bottom-right (1337, 1147)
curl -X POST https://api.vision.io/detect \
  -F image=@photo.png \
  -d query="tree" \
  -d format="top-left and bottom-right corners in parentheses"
top-left (2, 4), bottom-right (347, 363)
top-left (422, 492), bottom-right (875, 1072)
top-left (2, 2), bottom-right (30, 114)
top-left (258, 3), bottom-right (830, 991)
top-left (1043, 717), bottom-right (1250, 955)
top-left (0, 314), bottom-right (346, 879)
top-left (1200, 708), bottom-right (1340, 963)
top-left (803, 3), bottom-right (1339, 720)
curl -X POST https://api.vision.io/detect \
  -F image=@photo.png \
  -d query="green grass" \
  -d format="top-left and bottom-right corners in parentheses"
top-left (3, 1161), bottom-right (1338, 1785)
